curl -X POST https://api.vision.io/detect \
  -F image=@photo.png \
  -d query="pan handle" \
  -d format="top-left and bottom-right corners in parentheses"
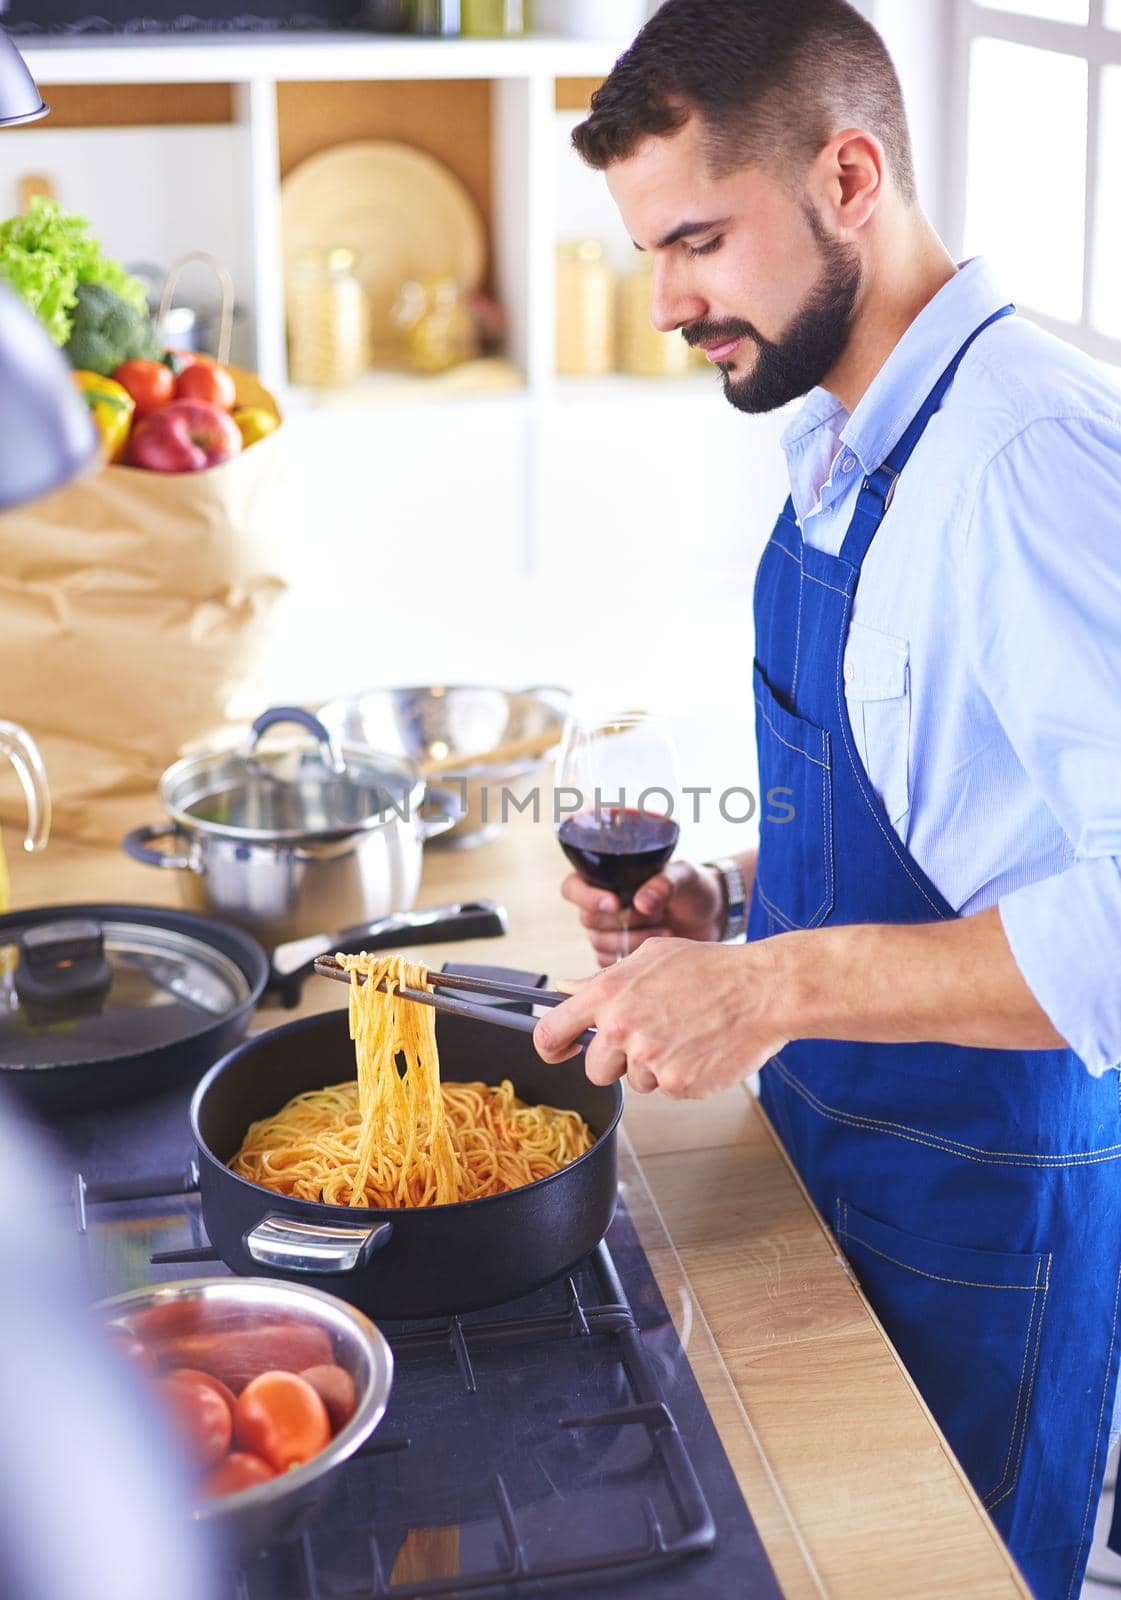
top-left (122, 824), bottom-right (196, 873)
top-left (244, 1213), bottom-right (394, 1275)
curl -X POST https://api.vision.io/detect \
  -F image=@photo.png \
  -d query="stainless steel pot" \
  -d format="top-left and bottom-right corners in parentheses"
top-left (123, 707), bottom-right (460, 949)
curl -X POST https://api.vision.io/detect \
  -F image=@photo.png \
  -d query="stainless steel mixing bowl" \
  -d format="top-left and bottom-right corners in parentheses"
top-left (97, 1275), bottom-right (394, 1558)
top-left (318, 684), bottom-right (570, 848)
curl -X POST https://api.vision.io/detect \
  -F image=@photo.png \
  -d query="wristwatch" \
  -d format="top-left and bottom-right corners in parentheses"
top-left (703, 856), bottom-right (749, 942)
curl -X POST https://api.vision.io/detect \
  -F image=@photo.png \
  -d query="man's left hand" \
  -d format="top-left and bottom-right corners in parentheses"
top-left (533, 936), bottom-right (791, 1099)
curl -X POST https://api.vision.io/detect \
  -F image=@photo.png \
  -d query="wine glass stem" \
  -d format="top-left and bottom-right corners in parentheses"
top-left (616, 909), bottom-right (630, 964)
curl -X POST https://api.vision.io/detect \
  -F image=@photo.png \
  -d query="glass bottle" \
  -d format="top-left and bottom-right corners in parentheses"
top-left (460, 0), bottom-right (528, 37)
top-left (286, 248), bottom-right (370, 389)
top-left (411, 0), bottom-right (461, 32)
top-left (555, 240), bottom-right (616, 377)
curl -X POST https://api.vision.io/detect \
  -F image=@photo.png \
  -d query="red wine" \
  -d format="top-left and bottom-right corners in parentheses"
top-left (557, 808), bottom-right (679, 908)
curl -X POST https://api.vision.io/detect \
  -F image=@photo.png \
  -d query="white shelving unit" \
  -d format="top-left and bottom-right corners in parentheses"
top-left (0, 29), bottom-right (793, 850)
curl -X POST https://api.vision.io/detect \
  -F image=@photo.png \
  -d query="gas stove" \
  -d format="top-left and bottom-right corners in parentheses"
top-left (53, 1002), bottom-right (795, 1598)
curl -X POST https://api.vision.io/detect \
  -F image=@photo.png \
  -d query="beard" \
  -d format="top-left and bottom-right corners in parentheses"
top-left (684, 210), bottom-right (862, 415)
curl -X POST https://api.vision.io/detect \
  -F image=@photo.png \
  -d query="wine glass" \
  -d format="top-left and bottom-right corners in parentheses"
top-left (554, 709), bottom-right (683, 961)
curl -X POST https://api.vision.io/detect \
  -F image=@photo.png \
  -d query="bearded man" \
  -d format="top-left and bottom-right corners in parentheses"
top-left (534, 4), bottom-right (1121, 1594)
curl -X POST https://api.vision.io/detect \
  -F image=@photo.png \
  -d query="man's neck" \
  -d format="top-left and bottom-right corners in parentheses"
top-left (823, 216), bottom-right (958, 415)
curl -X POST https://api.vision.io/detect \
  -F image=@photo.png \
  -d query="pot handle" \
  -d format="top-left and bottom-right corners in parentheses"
top-left (245, 1214), bottom-right (394, 1275)
top-left (268, 899), bottom-right (509, 1008)
top-left (122, 823), bottom-right (195, 873)
top-left (417, 783), bottom-right (465, 841)
top-left (246, 706), bottom-right (346, 776)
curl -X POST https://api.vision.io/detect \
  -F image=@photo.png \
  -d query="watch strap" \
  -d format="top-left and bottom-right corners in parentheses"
top-left (703, 856), bottom-right (748, 941)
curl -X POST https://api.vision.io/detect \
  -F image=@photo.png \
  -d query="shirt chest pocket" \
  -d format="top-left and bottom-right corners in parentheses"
top-left (843, 623), bottom-right (911, 827)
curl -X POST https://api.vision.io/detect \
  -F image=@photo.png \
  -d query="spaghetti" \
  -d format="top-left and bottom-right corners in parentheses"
top-left (229, 953), bottom-right (595, 1209)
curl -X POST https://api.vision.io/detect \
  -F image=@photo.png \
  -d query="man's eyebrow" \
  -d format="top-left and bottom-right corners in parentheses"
top-left (633, 218), bottom-right (731, 252)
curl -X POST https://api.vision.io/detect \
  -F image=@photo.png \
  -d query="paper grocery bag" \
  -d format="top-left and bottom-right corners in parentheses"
top-left (0, 415), bottom-right (288, 846)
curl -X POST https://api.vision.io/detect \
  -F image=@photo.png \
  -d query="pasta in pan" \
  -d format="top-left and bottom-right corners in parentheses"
top-left (229, 954), bottom-right (595, 1209)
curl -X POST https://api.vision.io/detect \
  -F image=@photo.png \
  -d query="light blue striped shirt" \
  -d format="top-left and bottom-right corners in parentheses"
top-left (781, 258), bottom-right (1121, 1076)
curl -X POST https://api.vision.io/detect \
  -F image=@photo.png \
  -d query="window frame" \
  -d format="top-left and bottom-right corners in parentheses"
top-left (951, 0), bottom-right (1121, 365)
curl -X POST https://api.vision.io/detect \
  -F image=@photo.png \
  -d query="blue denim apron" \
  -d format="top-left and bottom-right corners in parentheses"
top-left (749, 308), bottom-right (1121, 1599)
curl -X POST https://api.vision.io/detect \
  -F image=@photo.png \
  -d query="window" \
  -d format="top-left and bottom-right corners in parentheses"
top-left (954, 0), bottom-right (1121, 365)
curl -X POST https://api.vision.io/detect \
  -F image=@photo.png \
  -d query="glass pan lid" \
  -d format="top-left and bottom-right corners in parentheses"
top-left (0, 917), bottom-right (251, 1070)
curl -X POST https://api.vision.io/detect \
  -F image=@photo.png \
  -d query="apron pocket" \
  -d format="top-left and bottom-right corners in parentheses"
top-left (753, 661), bottom-right (834, 929)
top-left (836, 1198), bottom-right (1050, 1510)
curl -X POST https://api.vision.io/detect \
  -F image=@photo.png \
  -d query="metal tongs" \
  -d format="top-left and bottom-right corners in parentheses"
top-left (313, 959), bottom-right (595, 1051)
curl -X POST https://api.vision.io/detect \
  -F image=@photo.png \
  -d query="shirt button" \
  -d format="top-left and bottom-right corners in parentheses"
top-left (843, 661), bottom-right (855, 682)
top-left (841, 453), bottom-right (856, 472)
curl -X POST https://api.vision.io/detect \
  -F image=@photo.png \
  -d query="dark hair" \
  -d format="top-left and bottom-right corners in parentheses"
top-left (573, 0), bottom-right (916, 204)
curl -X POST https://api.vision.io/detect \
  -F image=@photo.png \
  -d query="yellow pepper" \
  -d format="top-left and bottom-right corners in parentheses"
top-left (71, 370), bottom-right (136, 462)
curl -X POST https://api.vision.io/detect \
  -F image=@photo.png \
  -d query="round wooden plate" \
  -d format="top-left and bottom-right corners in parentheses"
top-left (281, 140), bottom-right (488, 365)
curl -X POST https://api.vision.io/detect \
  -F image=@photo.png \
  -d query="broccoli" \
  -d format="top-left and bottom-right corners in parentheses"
top-left (63, 282), bottom-right (162, 376)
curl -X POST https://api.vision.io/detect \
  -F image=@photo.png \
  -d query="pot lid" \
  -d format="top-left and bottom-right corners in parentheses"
top-left (0, 914), bottom-right (253, 1070)
top-left (164, 706), bottom-right (420, 843)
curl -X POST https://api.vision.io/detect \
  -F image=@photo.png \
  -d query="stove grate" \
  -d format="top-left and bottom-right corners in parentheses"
top-left (72, 1161), bottom-right (759, 1600)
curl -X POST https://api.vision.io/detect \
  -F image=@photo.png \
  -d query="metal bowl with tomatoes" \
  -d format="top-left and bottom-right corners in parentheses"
top-left (97, 1276), bottom-right (393, 1557)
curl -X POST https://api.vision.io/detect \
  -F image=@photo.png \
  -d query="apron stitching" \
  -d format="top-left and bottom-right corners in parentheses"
top-left (1064, 1257), bottom-right (1121, 1600)
top-left (840, 1231), bottom-right (1045, 1292)
top-left (986, 1254), bottom-right (1051, 1511)
top-left (802, 569), bottom-right (853, 599)
top-left (755, 885), bottom-right (799, 932)
top-left (757, 865), bottom-right (831, 931)
top-left (753, 699), bottom-right (831, 769)
top-left (829, 602), bottom-right (948, 920)
top-left (983, 1256), bottom-right (1044, 1505)
top-left (791, 556), bottom-right (804, 697)
top-left (770, 535), bottom-right (802, 566)
top-left (771, 1055), bottom-right (1121, 1165)
top-left (823, 732), bottom-right (836, 921)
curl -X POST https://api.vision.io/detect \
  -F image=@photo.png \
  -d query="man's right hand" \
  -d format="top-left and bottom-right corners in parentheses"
top-left (562, 860), bottom-right (727, 966)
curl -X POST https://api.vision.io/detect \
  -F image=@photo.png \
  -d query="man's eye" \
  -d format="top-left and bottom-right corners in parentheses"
top-left (685, 237), bottom-right (722, 258)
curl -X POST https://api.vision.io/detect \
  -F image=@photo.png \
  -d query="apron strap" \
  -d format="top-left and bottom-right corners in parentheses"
top-left (838, 304), bottom-right (1015, 570)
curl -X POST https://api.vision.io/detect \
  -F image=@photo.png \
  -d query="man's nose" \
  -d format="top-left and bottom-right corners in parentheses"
top-left (649, 261), bottom-right (705, 335)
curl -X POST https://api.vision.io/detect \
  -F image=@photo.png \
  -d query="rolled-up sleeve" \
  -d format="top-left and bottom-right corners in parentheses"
top-left (963, 413), bottom-right (1121, 1075)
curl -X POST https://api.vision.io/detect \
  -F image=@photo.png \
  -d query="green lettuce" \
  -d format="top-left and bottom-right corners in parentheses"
top-left (0, 196), bottom-right (150, 347)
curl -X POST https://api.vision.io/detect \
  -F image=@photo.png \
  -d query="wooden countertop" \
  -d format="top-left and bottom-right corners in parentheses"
top-left (6, 808), bottom-right (1030, 1599)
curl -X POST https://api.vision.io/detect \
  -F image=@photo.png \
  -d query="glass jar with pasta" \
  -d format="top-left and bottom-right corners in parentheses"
top-left (619, 256), bottom-right (693, 378)
top-left (286, 248), bottom-right (370, 389)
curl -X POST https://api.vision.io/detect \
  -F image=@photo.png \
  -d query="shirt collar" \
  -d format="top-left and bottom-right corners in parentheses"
top-left (780, 258), bottom-right (1011, 476)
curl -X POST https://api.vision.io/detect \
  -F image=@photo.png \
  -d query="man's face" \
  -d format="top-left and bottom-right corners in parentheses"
top-left (606, 115), bottom-right (862, 413)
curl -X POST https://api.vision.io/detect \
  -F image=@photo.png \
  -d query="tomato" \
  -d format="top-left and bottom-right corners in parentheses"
top-left (299, 1364), bottom-right (356, 1433)
top-left (175, 360), bottom-right (236, 411)
top-left (156, 1376), bottom-right (232, 1469)
top-left (235, 1371), bottom-right (330, 1471)
top-left (166, 1367), bottom-right (237, 1423)
top-left (112, 358), bottom-right (175, 418)
top-left (200, 1451), bottom-right (277, 1500)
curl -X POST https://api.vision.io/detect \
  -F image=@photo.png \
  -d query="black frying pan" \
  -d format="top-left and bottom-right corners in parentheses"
top-left (189, 1007), bottom-right (621, 1319)
top-left (0, 903), bottom-right (270, 1117)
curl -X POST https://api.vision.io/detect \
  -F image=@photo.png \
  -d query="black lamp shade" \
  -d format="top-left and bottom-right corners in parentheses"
top-left (0, 27), bottom-right (47, 127)
top-left (0, 285), bottom-right (98, 510)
